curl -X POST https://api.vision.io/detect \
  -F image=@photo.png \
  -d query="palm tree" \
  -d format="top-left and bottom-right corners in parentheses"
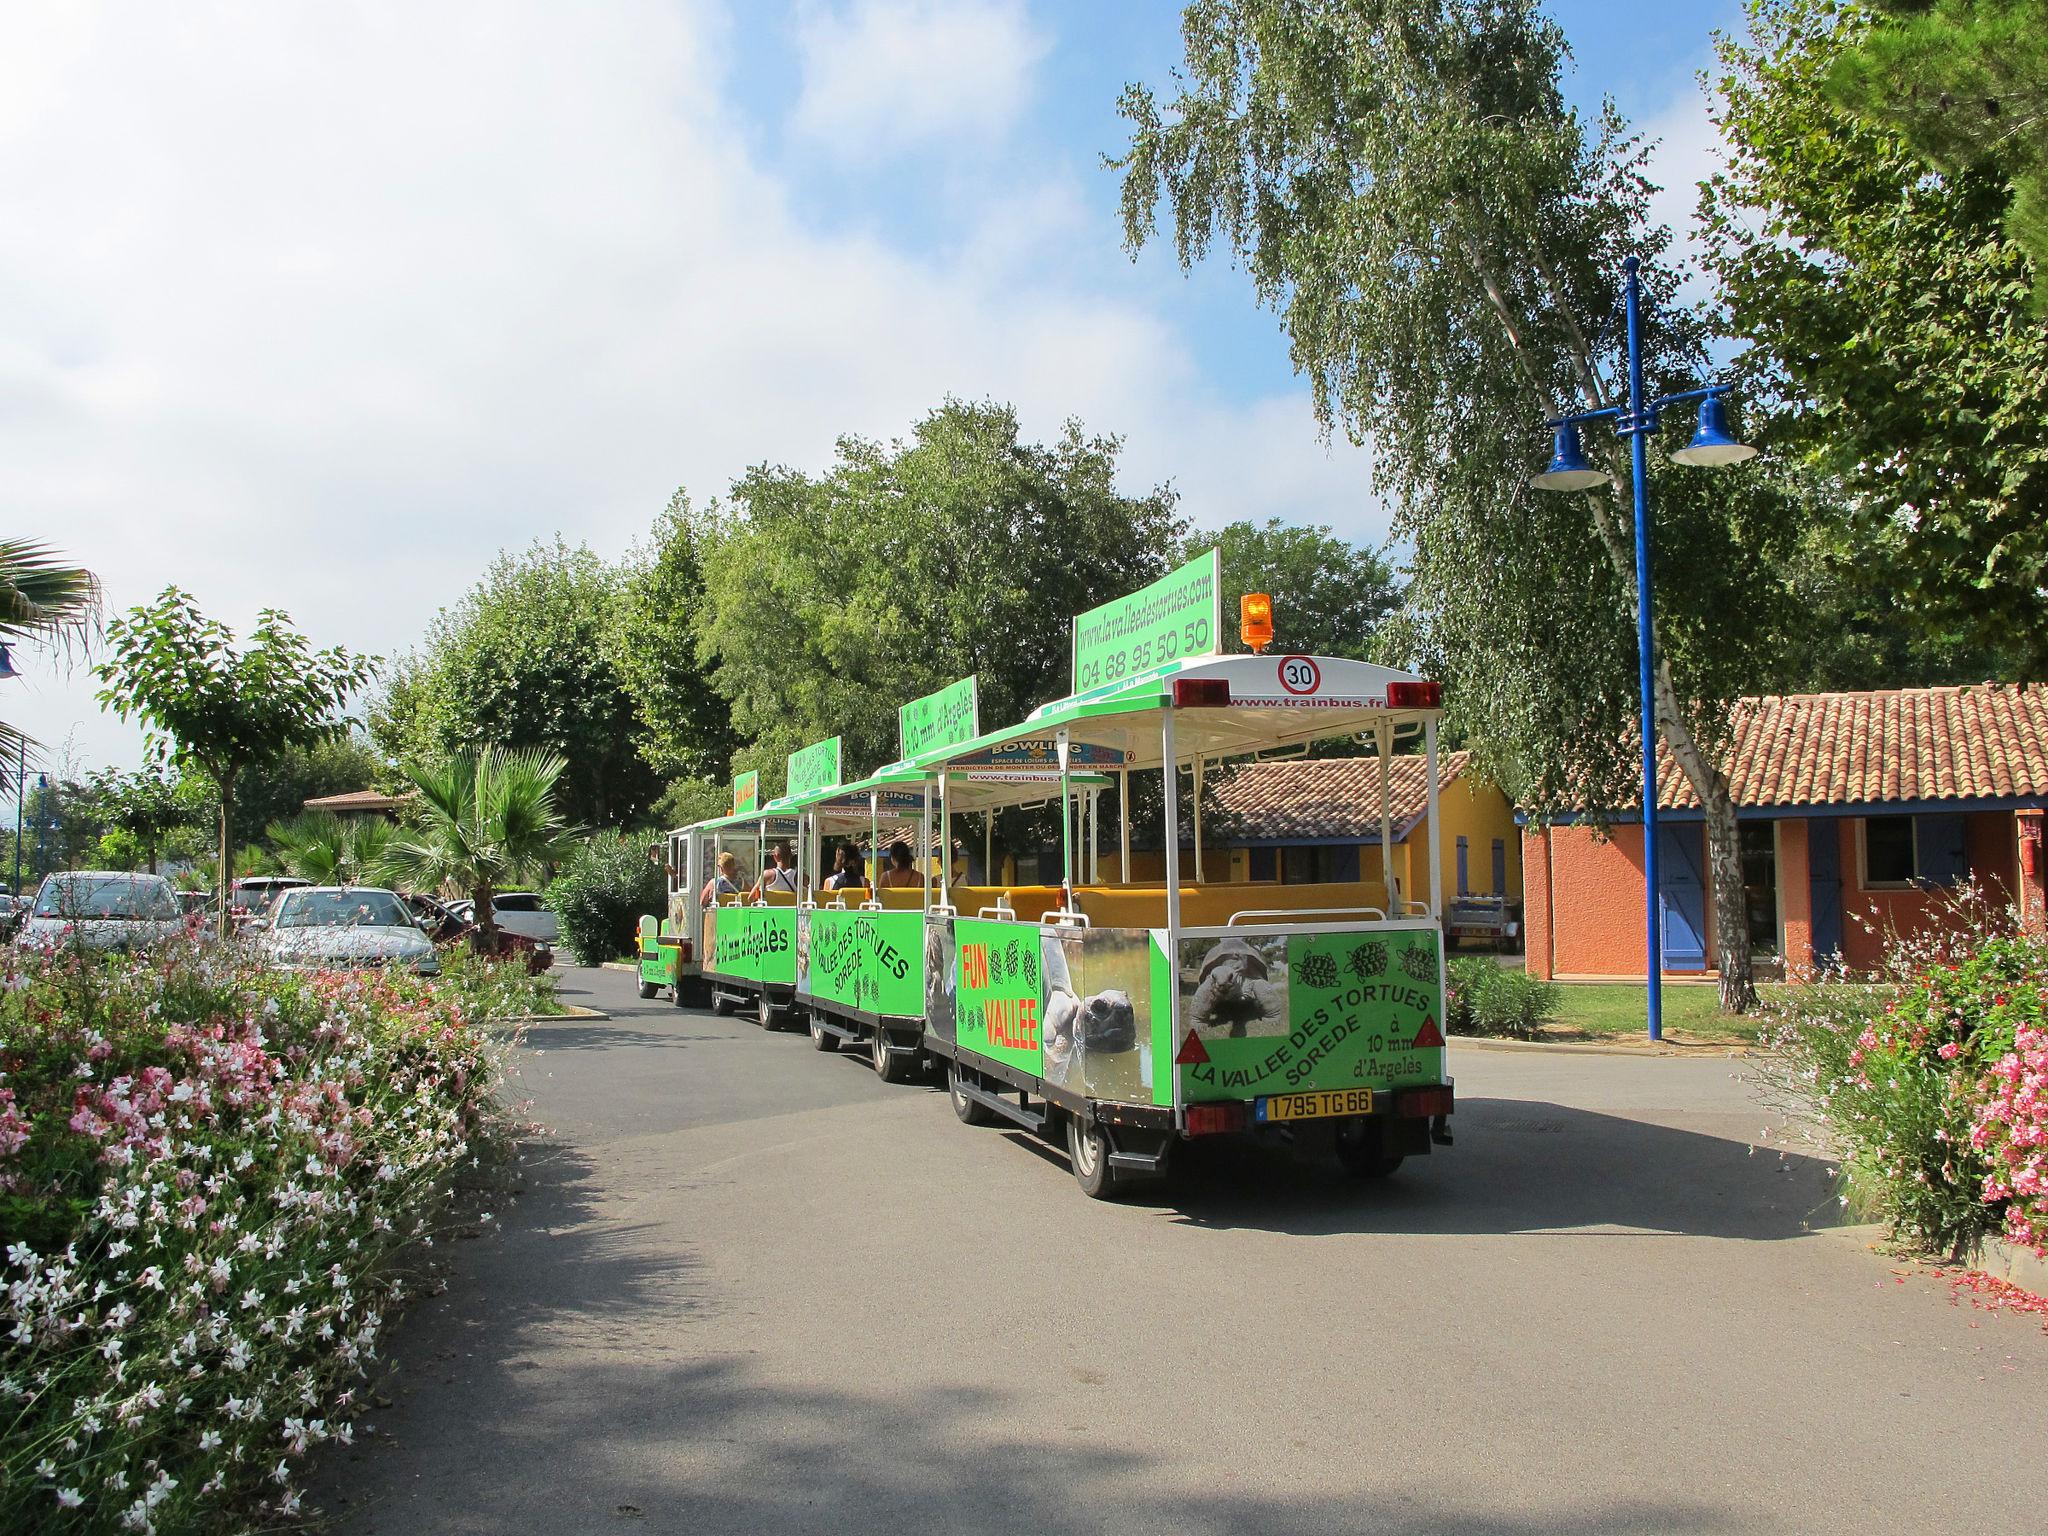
top-left (380, 749), bottom-right (574, 951)
top-left (0, 538), bottom-right (100, 756)
top-left (267, 810), bottom-right (395, 886)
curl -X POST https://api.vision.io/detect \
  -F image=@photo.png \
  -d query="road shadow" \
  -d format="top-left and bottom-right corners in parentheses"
top-left (520, 1019), bottom-right (733, 1052)
top-left (1133, 1096), bottom-right (1841, 1240)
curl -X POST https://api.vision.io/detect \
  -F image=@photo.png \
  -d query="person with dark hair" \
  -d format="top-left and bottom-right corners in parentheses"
top-left (875, 839), bottom-right (921, 889)
top-left (825, 844), bottom-right (866, 892)
top-left (752, 840), bottom-right (800, 900)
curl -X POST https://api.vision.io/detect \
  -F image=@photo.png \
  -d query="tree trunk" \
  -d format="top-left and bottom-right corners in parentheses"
top-left (472, 884), bottom-right (498, 956)
top-left (217, 771), bottom-right (235, 939)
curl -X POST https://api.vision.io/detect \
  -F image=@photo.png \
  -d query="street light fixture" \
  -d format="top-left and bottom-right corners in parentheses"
top-left (1530, 255), bottom-right (1757, 1042)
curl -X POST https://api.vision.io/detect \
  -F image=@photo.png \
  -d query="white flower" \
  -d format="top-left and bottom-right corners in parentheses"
top-left (57, 1489), bottom-right (84, 1509)
top-left (5, 1242), bottom-right (34, 1268)
top-left (199, 1429), bottom-right (220, 1451)
top-left (36, 1457), bottom-right (57, 1479)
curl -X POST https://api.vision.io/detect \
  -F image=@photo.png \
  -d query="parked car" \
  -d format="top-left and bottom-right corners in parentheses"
top-left (177, 890), bottom-right (214, 917)
top-left (1446, 895), bottom-right (1523, 954)
top-left (230, 876), bottom-right (310, 931)
top-left (18, 872), bottom-right (188, 953)
top-left (406, 891), bottom-right (553, 974)
top-left (453, 890), bottom-right (559, 945)
top-left (0, 892), bottom-right (25, 939)
top-left (264, 886), bottom-right (440, 975)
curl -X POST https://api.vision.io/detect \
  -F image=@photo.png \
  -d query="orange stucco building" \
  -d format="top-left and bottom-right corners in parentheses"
top-left (1523, 686), bottom-right (2048, 981)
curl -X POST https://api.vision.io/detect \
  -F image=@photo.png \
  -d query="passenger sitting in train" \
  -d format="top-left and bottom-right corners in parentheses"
top-left (701, 850), bottom-right (742, 906)
top-left (825, 844), bottom-right (866, 891)
top-left (875, 840), bottom-right (921, 889)
top-left (753, 840), bottom-right (801, 899)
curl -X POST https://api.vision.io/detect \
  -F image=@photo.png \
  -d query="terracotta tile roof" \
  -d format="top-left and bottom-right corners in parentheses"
top-left (1205, 751), bottom-right (1472, 843)
top-left (301, 789), bottom-right (411, 815)
top-left (1652, 684), bottom-right (2048, 811)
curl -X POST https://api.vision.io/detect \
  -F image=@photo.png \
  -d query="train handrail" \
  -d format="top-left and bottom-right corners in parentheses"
top-left (859, 899), bottom-right (883, 911)
top-left (928, 902), bottom-right (958, 917)
top-left (1226, 905), bottom-right (1388, 926)
top-left (977, 906), bottom-right (1016, 921)
top-left (1043, 909), bottom-right (1091, 927)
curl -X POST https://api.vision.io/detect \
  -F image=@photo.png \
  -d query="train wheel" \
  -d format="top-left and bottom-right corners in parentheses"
top-left (637, 977), bottom-right (658, 1000)
top-left (948, 1062), bottom-right (995, 1125)
top-left (711, 990), bottom-right (733, 1017)
top-left (809, 1012), bottom-right (838, 1052)
top-left (1334, 1118), bottom-right (1406, 1179)
top-left (757, 993), bottom-right (779, 1030)
top-left (1066, 1115), bottom-right (1122, 1200)
top-left (871, 1028), bottom-right (914, 1084)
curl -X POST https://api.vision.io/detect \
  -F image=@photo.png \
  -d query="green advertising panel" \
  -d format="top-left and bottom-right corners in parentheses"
top-left (785, 736), bottom-right (842, 800)
top-left (897, 675), bottom-right (980, 760)
top-left (703, 904), bottom-right (796, 987)
top-left (800, 908), bottom-right (924, 1018)
top-left (1071, 547), bottom-right (1219, 695)
top-left (637, 916), bottom-right (682, 989)
top-left (950, 917), bottom-right (1047, 1076)
top-left (1175, 927), bottom-right (1445, 1102)
top-left (732, 771), bottom-right (759, 816)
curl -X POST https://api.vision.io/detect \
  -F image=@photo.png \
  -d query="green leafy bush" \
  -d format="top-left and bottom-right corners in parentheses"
top-left (431, 946), bottom-right (563, 1020)
top-left (1446, 957), bottom-right (1558, 1039)
top-left (0, 936), bottom-right (514, 1531)
top-left (547, 834), bottom-right (664, 964)
top-left (1757, 883), bottom-right (2043, 1258)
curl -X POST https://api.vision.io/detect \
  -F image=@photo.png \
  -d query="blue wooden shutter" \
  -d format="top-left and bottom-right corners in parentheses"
top-left (1916, 813), bottom-right (1968, 886)
top-left (1456, 836), bottom-right (1469, 896)
top-left (1491, 838), bottom-right (1507, 896)
top-left (1658, 825), bottom-right (1708, 968)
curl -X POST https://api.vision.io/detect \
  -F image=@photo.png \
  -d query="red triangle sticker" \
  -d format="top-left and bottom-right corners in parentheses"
top-left (1174, 1030), bottom-right (1210, 1066)
top-left (1411, 1016), bottom-right (1445, 1049)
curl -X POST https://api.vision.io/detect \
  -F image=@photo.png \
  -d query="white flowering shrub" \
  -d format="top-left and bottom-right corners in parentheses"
top-left (0, 936), bottom-right (516, 1532)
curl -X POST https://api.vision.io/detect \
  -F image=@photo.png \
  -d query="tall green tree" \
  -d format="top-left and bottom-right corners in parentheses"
top-left (1203, 519), bottom-right (1401, 662)
top-left (95, 590), bottom-right (376, 929)
top-left (81, 765), bottom-right (190, 874)
top-left (1703, 0), bottom-right (2048, 678)
top-left (610, 490), bottom-right (742, 783)
top-left (382, 748), bottom-right (576, 951)
top-left (1117, 0), bottom-right (1805, 1008)
top-left (697, 399), bottom-right (1186, 787)
top-left (374, 539), bottom-right (659, 829)
top-left (1826, 0), bottom-right (2048, 301)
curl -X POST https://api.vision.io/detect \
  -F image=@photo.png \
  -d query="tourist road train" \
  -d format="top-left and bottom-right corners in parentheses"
top-left (637, 552), bottom-right (1455, 1198)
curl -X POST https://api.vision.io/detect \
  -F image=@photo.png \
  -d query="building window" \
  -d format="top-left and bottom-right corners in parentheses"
top-left (1740, 822), bottom-right (1779, 956)
top-left (1282, 846), bottom-right (1316, 885)
top-left (1248, 847), bottom-right (1277, 882)
top-left (1862, 815), bottom-right (1917, 887)
top-left (1491, 838), bottom-right (1506, 896)
top-left (1455, 836), bottom-right (1469, 896)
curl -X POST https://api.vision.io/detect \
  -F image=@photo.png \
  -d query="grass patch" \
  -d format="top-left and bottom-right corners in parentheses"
top-left (1543, 981), bottom-right (1774, 1044)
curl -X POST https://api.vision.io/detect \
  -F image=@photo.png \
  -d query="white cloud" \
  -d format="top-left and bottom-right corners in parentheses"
top-left (789, 0), bottom-right (1049, 155)
top-left (0, 0), bottom-right (1380, 779)
top-left (1641, 66), bottom-right (1729, 288)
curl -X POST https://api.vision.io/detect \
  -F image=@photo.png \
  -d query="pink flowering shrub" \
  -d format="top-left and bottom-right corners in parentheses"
top-left (1760, 882), bottom-right (2045, 1260)
top-left (0, 935), bottom-right (515, 1533)
top-left (1973, 1020), bottom-right (2048, 1257)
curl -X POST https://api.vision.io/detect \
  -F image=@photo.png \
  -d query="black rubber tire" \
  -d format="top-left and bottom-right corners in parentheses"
top-left (1066, 1114), bottom-right (1122, 1200)
top-left (948, 1061), bottom-right (996, 1125)
top-left (871, 1028), bottom-right (914, 1084)
top-left (757, 993), bottom-right (780, 1030)
top-left (1334, 1117), bottom-right (1407, 1180)
top-left (710, 990), bottom-right (734, 1017)
top-left (637, 978), bottom-right (659, 1000)
top-left (809, 1011), bottom-right (838, 1051)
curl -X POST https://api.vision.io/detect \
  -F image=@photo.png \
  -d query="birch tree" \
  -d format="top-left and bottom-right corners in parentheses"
top-left (1116, 0), bottom-right (1807, 1009)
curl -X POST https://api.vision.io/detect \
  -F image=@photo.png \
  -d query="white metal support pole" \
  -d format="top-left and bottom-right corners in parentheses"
top-left (1424, 719), bottom-right (1442, 920)
top-left (1376, 723), bottom-right (1396, 905)
top-left (1192, 756), bottom-right (1205, 883)
top-left (939, 772), bottom-right (952, 909)
top-left (921, 780), bottom-right (933, 910)
top-left (869, 792), bottom-right (880, 905)
top-left (984, 809), bottom-right (993, 888)
top-left (1161, 714), bottom-right (1181, 934)
top-left (1088, 789), bottom-right (1100, 884)
top-left (1118, 766), bottom-right (1131, 883)
top-left (1056, 729), bottom-right (1073, 907)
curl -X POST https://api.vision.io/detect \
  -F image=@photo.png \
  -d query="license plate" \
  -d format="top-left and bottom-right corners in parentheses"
top-left (1256, 1088), bottom-right (1376, 1124)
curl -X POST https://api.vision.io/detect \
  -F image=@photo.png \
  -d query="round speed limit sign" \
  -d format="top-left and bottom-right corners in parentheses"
top-left (1277, 655), bottom-right (1321, 695)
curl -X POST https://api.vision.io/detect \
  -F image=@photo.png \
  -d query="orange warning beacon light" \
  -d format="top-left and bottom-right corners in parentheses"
top-left (1240, 592), bottom-right (1274, 654)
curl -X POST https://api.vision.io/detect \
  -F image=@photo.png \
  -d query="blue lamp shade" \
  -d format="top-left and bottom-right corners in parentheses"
top-left (1669, 393), bottom-right (1758, 468)
top-left (0, 644), bottom-right (17, 681)
top-left (1530, 422), bottom-right (1611, 492)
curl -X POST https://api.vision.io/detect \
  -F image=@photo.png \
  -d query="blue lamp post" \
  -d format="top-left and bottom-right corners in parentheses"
top-left (1531, 256), bottom-right (1756, 1041)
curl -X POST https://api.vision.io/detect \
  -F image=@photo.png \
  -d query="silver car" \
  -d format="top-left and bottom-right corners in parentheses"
top-left (18, 872), bottom-right (188, 953)
top-left (265, 886), bottom-right (440, 976)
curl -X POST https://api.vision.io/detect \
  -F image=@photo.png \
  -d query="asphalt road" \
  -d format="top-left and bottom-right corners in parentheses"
top-left (316, 965), bottom-right (2046, 1535)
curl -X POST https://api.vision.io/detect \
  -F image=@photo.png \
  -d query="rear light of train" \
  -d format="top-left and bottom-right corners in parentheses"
top-left (1173, 678), bottom-right (1231, 708)
top-left (1386, 679), bottom-right (1443, 709)
top-left (1396, 1086), bottom-right (1454, 1119)
top-left (1185, 1102), bottom-right (1247, 1137)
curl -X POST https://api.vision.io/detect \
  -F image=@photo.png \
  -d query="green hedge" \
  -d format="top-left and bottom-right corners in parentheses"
top-left (547, 834), bottom-right (665, 964)
top-left (1446, 956), bottom-right (1559, 1039)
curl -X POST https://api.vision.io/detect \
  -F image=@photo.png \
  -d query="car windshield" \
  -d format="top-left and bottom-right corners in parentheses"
top-left (34, 878), bottom-right (180, 920)
top-left (274, 891), bottom-right (411, 929)
top-left (231, 882), bottom-right (301, 911)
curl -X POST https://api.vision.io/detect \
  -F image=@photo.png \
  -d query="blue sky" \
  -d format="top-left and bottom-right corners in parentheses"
top-left (0, 0), bottom-right (1746, 775)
